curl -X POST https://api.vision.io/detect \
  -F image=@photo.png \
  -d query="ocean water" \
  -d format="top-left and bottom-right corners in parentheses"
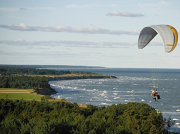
top-left (49, 68), bottom-right (180, 132)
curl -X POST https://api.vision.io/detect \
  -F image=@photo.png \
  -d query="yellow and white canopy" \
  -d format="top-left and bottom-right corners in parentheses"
top-left (138, 25), bottom-right (178, 53)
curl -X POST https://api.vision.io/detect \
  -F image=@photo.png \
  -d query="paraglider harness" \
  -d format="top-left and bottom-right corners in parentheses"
top-left (151, 89), bottom-right (160, 101)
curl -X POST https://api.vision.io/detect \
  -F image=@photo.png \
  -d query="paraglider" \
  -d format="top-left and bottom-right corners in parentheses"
top-left (138, 25), bottom-right (178, 53)
top-left (138, 24), bottom-right (178, 101)
top-left (151, 89), bottom-right (160, 102)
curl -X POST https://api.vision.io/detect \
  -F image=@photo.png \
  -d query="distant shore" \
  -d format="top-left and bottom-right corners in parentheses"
top-left (47, 74), bottom-right (117, 81)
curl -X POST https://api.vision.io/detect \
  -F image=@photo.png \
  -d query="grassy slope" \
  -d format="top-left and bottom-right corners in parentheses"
top-left (0, 88), bottom-right (43, 100)
top-left (0, 93), bottom-right (42, 100)
top-left (0, 88), bottom-right (87, 108)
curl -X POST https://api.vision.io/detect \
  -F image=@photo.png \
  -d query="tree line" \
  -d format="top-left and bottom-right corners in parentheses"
top-left (0, 76), bottom-right (49, 89)
top-left (0, 99), bottom-right (172, 134)
top-left (0, 65), bottom-right (97, 76)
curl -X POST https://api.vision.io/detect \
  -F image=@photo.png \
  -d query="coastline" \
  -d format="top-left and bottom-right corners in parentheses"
top-left (48, 75), bottom-right (117, 81)
top-left (34, 74), bottom-right (117, 96)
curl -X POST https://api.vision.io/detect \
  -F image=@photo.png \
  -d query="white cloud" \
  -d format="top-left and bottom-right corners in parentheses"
top-left (0, 23), bottom-right (139, 35)
top-left (106, 11), bottom-right (144, 17)
top-left (0, 39), bottom-right (136, 48)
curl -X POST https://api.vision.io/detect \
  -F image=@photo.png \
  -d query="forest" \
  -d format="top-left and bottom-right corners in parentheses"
top-left (0, 76), bottom-right (49, 89)
top-left (0, 65), bottom-right (97, 76)
top-left (0, 99), bottom-right (171, 134)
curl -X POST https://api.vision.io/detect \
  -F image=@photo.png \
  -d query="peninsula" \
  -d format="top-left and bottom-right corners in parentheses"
top-left (0, 65), bottom-right (116, 96)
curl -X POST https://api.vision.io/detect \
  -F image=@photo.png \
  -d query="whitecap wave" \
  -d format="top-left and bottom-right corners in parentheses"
top-left (141, 99), bottom-right (145, 102)
top-left (173, 118), bottom-right (179, 121)
top-left (105, 99), bottom-right (112, 102)
top-left (113, 93), bottom-right (118, 96)
top-left (99, 102), bottom-right (111, 106)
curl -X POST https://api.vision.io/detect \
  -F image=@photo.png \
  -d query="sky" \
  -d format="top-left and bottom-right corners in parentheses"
top-left (0, 0), bottom-right (180, 68)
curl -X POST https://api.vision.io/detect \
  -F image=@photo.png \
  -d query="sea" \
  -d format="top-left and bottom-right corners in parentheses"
top-left (48, 67), bottom-right (180, 132)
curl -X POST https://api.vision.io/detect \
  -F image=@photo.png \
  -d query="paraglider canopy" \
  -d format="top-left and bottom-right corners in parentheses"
top-left (138, 25), bottom-right (178, 53)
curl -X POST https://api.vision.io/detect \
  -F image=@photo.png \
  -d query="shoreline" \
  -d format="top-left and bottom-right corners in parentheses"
top-left (48, 75), bottom-right (117, 81)
top-left (34, 75), bottom-right (117, 108)
top-left (35, 75), bottom-right (117, 96)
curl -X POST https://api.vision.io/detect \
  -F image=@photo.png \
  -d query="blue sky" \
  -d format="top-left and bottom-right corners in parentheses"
top-left (0, 0), bottom-right (180, 68)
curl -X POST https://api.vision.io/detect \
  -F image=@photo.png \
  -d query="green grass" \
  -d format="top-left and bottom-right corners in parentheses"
top-left (0, 88), bottom-right (71, 103)
top-left (0, 88), bottom-right (85, 107)
top-left (0, 93), bottom-right (43, 100)
top-left (0, 88), bottom-right (43, 101)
